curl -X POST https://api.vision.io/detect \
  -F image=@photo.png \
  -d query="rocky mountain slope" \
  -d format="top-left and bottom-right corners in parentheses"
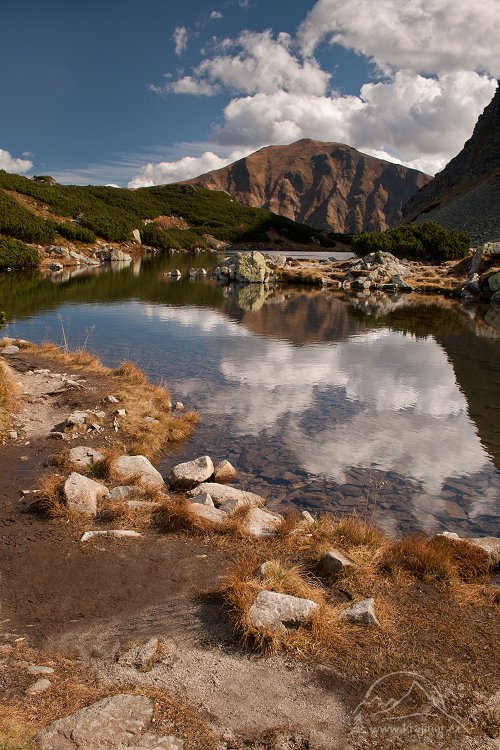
top-left (185, 140), bottom-right (431, 234)
top-left (403, 83), bottom-right (500, 243)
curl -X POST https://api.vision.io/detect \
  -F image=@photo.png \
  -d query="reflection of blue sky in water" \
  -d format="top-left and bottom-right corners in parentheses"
top-left (143, 305), bottom-right (493, 499)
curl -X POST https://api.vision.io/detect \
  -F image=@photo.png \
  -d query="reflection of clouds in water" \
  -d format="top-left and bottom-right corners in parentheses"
top-left (143, 304), bottom-right (250, 337)
top-left (144, 304), bottom-right (493, 494)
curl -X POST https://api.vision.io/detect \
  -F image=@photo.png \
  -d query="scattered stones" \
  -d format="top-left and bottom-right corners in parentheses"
top-left (248, 590), bottom-right (320, 631)
top-left (189, 491), bottom-right (214, 507)
top-left (171, 269), bottom-right (182, 279)
top-left (241, 507), bottom-right (283, 538)
top-left (340, 598), bottom-right (380, 626)
top-left (110, 455), bottom-right (164, 489)
top-left (168, 455), bottom-right (214, 490)
top-left (189, 483), bottom-right (266, 509)
top-left (119, 637), bottom-right (160, 671)
top-left (80, 530), bottom-right (142, 542)
top-left (321, 549), bottom-right (355, 575)
top-left (64, 472), bottom-right (109, 516)
top-left (68, 446), bottom-right (105, 470)
top-left (214, 459), bottom-right (237, 483)
top-left (26, 678), bottom-right (51, 695)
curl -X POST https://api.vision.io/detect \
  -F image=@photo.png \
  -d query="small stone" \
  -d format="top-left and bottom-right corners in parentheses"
top-left (301, 510), bottom-right (315, 526)
top-left (106, 395), bottom-right (119, 403)
top-left (80, 530), bottom-right (142, 542)
top-left (109, 486), bottom-right (135, 501)
top-left (321, 549), bottom-right (355, 575)
top-left (340, 597), bottom-right (380, 626)
top-left (248, 590), bottom-right (320, 631)
top-left (27, 665), bottom-right (54, 675)
top-left (26, 678), bottom-right (51, 695)
top-left (119, 637), bottom-right (160, 671)
top-left (64, 472), bottom-right (109, 516)
top-left (115, 409), bottom-right (126, 417)
top-left (1, 346), bottom-right (20, 354)
top-left (8, 431), bottom-right (18, 440)
top-left (189, 491), bottom-right (214, 507)
top-left (175, 402), bottom-right (184, 411)
top-left (66, 411), bottom-right (88, 428)
top-left (214, 459), bottom-right (237, 483)
top-left (68, 446), bottom-right (105, 470)
top-left (168, 455), bottom-right (214, 490)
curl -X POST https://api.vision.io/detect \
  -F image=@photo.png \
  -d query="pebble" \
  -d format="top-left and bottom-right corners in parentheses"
top-left (26, 678), bottom-right (52, 695)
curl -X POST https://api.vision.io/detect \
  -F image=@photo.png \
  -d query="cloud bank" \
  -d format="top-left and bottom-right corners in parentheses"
top-left (0, 148), bottom-right (33, 174)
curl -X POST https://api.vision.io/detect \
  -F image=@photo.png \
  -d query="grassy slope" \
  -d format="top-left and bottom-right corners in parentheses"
top-left (0, 170), bottom-right (333, 249)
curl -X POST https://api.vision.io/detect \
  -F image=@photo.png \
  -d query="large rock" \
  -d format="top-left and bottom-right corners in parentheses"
top-left (487, 272), bottom-right (500, 293)
top-left (340, 598), bottom-right (380, 626)
top-left (36, 694), bottom-right (183, 750)
top-left (217, 252), bottom-right (269, 283)
top-left (188, 482), bottom-right (265, 508)
top-left (248, 590), bottom-right (320, 631)
top-left (68, 447), bottom-right (105, 470)
top-left (109, 248), bottom-right (132, 263)
top-left (64, 473), bottom-right (109, 516)
top-left (168, 455), bottom-right (214, 490)
top-left (241, 507), bottom-right (283, 538)
top-left (190, 504), bottom-right (227, 526)
top-left (110, 455), bottom-right (164, 489)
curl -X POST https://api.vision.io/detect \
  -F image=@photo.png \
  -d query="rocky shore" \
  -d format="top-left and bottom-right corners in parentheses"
top-left (0, 340), bottom-right (499, 750)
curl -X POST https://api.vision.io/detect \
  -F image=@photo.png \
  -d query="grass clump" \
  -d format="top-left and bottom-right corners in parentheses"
top-left (352, 221), bottom-right (471, 262)
top-left (0, 237), bottom-right (39, 270)
top-left (380, 534), bottom-right (491, 583)
top-left (0, 359), bottom-right (17, 438)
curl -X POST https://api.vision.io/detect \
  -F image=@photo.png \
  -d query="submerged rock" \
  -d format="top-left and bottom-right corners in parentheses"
top-left (248, 590), bottom-right (320, 631)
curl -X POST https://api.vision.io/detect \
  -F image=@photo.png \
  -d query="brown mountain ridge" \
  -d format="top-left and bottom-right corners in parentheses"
top-left (403, 82), bottom-right (500, 244)
top-left (185, 139), bottom-right (432, 234)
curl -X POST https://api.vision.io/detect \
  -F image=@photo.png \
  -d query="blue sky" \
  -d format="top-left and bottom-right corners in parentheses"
top-left (1, 0), bottom-right (498, 185)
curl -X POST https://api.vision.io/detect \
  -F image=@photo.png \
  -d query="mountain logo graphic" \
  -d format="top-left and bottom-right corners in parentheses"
top-left (353, 671), bottom-right (465, 729)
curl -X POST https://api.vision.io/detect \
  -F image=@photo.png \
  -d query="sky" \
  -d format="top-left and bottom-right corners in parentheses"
top-left (1, 0), bottom-right (498, 186)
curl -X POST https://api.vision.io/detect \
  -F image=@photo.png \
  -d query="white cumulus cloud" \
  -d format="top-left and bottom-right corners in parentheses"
top-left (128, 148), bottom-right (251, 188)
top-left (0, 148), bottom-right (33, 174)
top-left (299, 0), bottom-right (500, 76)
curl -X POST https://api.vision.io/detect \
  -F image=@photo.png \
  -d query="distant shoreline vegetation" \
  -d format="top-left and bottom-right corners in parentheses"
top-left (352, 222), bottom-right (471, 262)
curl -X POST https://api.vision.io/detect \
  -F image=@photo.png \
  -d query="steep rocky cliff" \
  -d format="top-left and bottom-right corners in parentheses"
top-left (403, 83), bottom-right (500, 243)
top-left (186, 140), bottom-right (431, 234)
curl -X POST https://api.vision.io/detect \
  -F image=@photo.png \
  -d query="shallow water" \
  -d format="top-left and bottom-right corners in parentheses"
top-left (2, 252), bottom-right (499, 536)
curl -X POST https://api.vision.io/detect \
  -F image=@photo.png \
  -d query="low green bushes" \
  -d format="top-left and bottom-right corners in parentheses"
top-left (352, 222), bottom-right (471, 262)
top-left (0, 236), bottom-right (40, 270)
top-left (0, 190), bottom-right (56, 244)
top-left (56, 222), bottom-right (96, 243)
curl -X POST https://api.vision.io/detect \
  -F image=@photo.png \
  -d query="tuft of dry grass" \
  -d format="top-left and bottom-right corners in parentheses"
top-left (29, 475), bottom-right (68, 519)
top-left (153, 495), bottom-right (224, 536)
top-left (380, 534), bottom-right (492, 583)
top-left (0, 359), bottom-right (18, 439)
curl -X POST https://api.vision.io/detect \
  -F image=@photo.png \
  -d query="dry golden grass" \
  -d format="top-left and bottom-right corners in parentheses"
top-left (0, 646), bottom-right (218, 750)
top-left (152, 495), bottom-right (228, 536)
top-left (380, 534), bottom-right (492, 583)
top-left (29, 475), bottom-right (68, 519)
top-left (0, 359), bottom-right (17, 439)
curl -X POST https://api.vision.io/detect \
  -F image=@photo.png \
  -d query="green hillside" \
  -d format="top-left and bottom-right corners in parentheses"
top-left (0, 171), bottom-right (333, 258)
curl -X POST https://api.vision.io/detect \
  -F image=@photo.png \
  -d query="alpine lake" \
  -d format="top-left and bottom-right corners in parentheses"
top-left (2, 250), bottom-right (499, 538)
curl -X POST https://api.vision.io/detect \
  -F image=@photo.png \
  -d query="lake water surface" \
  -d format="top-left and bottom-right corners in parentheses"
top-left (2, 251), bottom-right (499, 537)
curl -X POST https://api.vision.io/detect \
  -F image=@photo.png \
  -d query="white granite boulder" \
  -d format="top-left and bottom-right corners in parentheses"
top-left (110, 455), bottom-right (164, 489)
top-left (64, 472), bottom-right (109, 516)
top-left (168, 455), bottom-right (214, 490)
top-left (248, 590), bottom-right (320, 631)
top-left (188, 483), bottom-right (265, 508)
top-left (68, 446), bottom-right (105, 470)
top-left (340, 598), bottom-right (380, 626)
